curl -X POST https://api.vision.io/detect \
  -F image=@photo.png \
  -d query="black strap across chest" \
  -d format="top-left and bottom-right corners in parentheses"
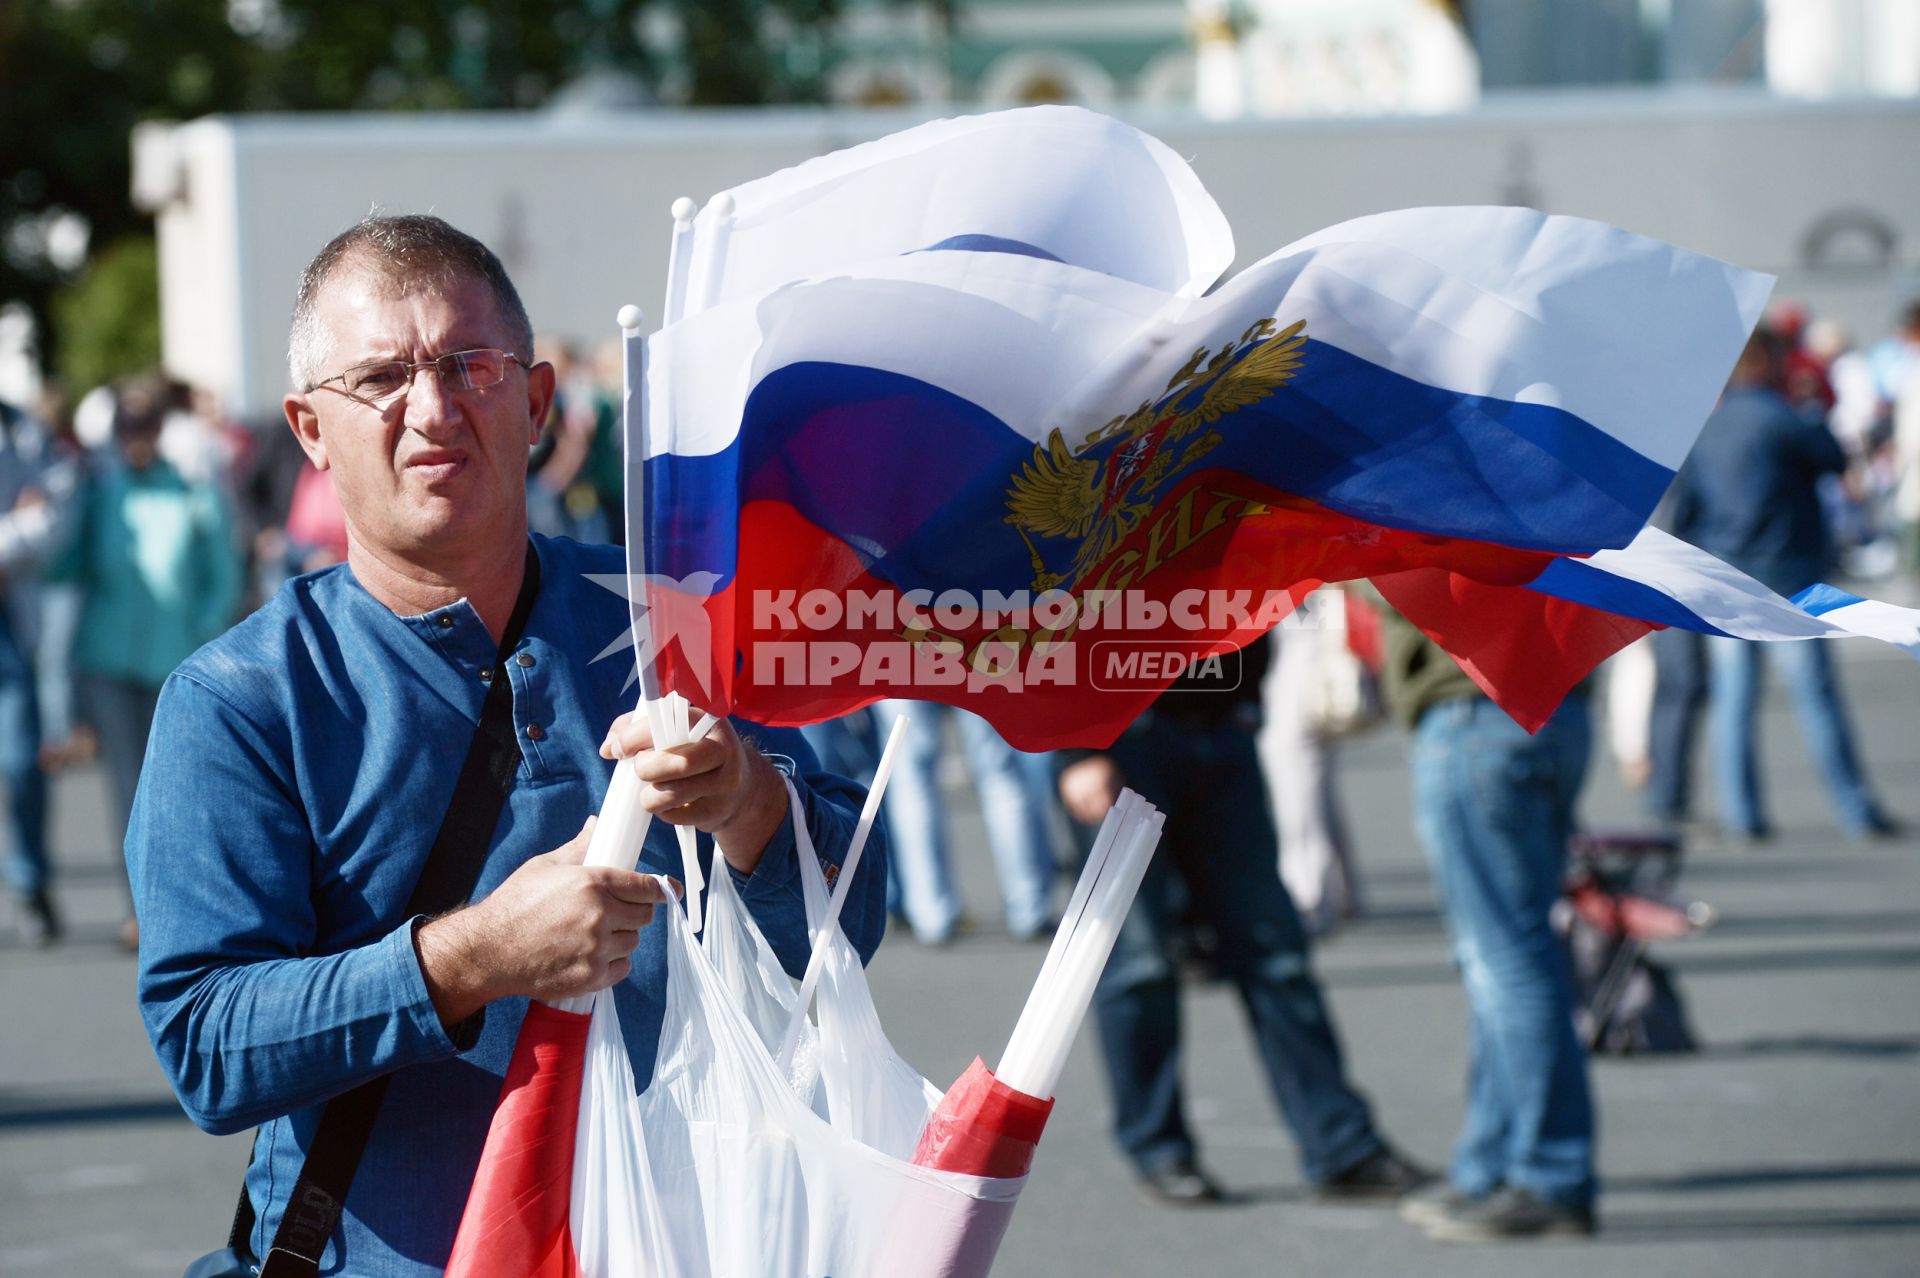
top-left (238, 545), bottom-right (542, 1276)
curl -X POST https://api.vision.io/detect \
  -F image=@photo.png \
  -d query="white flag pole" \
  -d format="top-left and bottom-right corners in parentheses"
top-left (996, 789), bottom-right (1139, 1076)
top-left (562, 299), bottom-right (719, 1015)
top-left (996, 794), bottom-right (1164, 1100)
top-left (693, 191), bottom-right (736, 315)
top-left (773, 710), bottom-right (912, 1077)
top-left (664, 196), bottom-right (698, 327)
top-left (650, 197), bottom-right (713, 931)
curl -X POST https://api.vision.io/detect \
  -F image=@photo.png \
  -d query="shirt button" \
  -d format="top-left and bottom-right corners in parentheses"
top-left (436, 615), bottom-right (454, 629)
top-left (479, 668), bottom-right (493, 683)
top-left (516, 652), bottom-right (536, 668)
top-left (526, 723), bottom-right (546, 741)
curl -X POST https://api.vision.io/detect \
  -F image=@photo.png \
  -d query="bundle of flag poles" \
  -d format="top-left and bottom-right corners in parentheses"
top-left (914, 790), bottom-right (1164, 1178)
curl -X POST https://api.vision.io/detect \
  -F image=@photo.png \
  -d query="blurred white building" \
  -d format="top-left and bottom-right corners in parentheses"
top-left (1216, 0), bottom-right (1480, 118)
top-left (1766, 0), bottom-right (1920, 99)
top-left (133, 89), bottom-right (1920, 422)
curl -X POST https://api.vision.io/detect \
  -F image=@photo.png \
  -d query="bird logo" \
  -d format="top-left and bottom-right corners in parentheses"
top-left (585, 569), bottom-right (724, 702)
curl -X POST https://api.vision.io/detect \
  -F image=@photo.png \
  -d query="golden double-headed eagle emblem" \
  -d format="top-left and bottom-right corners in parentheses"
top-left (1003, 317), bottom-right (1307, 592)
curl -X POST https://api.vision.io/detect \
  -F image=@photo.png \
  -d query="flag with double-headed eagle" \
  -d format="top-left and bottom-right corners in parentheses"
top-left (622, 108), bottom-right (1915, 750)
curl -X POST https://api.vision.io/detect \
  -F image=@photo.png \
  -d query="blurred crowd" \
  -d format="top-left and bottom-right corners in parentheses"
top-left (1, 293), bottom-right (1915, 1242)
top-left (1611, 299), bottom-right (1919, 844)
top-left (0, 332), bottom-right (629, 950)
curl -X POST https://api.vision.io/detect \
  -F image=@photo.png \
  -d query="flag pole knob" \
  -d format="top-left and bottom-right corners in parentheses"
top-left (671, 196), bottom-right (699, 225)
top-left (616, 304), bottom-right (646, 333)
top-left (707, 191), bottom-right (736, 220)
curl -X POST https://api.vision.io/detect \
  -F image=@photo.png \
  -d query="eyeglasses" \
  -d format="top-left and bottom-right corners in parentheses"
top-left (311, 348), bottom-right (527, 404)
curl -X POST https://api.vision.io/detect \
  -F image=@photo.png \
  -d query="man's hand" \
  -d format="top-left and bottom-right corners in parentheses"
top-left (600, 712), bottom-right (787, 877)
top-left (414, 817), bottom-right (678, 1026)
top-left (1058, 755), bottom-right (1125, 826)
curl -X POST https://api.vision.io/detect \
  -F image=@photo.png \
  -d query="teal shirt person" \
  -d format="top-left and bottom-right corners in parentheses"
top-left (56, 453), bottom-right (241, 689)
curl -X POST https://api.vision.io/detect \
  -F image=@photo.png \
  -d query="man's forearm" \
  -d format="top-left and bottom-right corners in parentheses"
top-left (142, 923), bottom-right (467, 1135)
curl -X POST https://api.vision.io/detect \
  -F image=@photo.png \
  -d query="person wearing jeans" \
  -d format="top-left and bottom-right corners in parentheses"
top-left (1371, 587), bottom-right (1597, 1241)
top-left (1056, 642), bottom-right (1429, 1206)
top-left (1667, 329), bottom-right (1895, 841)
top-left (1705, 635), bottom-right (1887, 838)
top-left (1409, 695), bottom-right (1597, 1238)
top-left (53, 380), bottom-right (242, 947)
top-left (1644, 627), bottom-right (1708, 827)
top-left (876, 701), bottom-right (1057, 943)
top-left (0, 396), bottom-right (75, 945)
top-left (0, 611), bottom-right (50, 939)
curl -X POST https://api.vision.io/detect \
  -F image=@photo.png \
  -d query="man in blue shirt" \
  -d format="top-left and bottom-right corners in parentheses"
top-left (128, 214), bottom-right (888, 1274)
top-left (1666, 330), bottom-right (1893, 840)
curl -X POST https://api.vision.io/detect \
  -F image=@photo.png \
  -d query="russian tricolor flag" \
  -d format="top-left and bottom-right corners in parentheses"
top-left (627, 105), bottom-right (1819, 746)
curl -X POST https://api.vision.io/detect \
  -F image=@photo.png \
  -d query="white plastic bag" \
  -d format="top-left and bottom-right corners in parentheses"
top-left (566, 783), bottom-right (1023, 1278)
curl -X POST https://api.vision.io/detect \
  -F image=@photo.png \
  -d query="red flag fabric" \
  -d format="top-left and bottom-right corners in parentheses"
top-left (1373, 566), bottom-right (1657, 732)
top-left (911, 1056), bottom-right (1056, 1179)
top-left (444, 1003), bottom-right (592, 1278)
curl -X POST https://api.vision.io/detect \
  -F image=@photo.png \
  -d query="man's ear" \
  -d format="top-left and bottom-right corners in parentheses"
top-left (285, 393), bottom-right (328, 470)
top-left (524, 359), bottom-right (558, 447)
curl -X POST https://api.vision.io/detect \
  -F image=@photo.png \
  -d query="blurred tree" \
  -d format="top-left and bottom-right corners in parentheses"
top-left (0, 1), bottom-right (254, 383)
top-left (0, 0), bottom-right (846, 379)
top-left (52, 236), bottom-right (162, 393)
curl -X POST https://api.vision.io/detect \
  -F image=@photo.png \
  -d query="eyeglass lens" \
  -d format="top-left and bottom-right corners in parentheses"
top-left (344, 349), bottom-right (510, 400)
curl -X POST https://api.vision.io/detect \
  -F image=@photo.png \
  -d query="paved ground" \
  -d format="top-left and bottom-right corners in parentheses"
top-left (3, 630), bottom-right (1917, 1277)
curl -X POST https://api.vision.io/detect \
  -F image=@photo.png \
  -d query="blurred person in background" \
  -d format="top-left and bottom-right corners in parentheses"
top-left (1258, 596), bottom-right (1369, 937)
top-left (526, 337), bottom-right (612, 544)
top-left (1604, 634), bottom-right (1656, 795)
top-left (876, 701), bottom-right (1058, 944)
top-left (586, 336), bottom-right (628, 543)
top-left (29, 380), bottom-right (92, 776)
top-left (1897, 342), bottom-right (1920, 574)
top-left (800, 706), bottom-right (910, 926)
top-left (53, 375), bottom-right (243, 948)
top-left (1375, 605), bottom-right (1598, 1242)
top-left (1813, 317), bottom-right (1881, 456)
top-left (0, 387), bottom-right (79, 945)
top-left (1644, 624), bottom-right (1709, 833)
top-left (249, 460), bottom-right (351, 601)
top-left (235, 412), bottom-right (321, 605)
top-left (1643, 476), bottom-right (1710, 834)
top-left (160, 379), bottom-right (250, 501)
top-left (1055, 642), bottom-right (1430, 1207)
top-left (1667, 333), bottom-right (1895, 843)
top-left (283, 459), bottom-right (350, 572)
top-left (1767, 301), bottom-right (1834, 419)
top-left (1866, 301), bottom-right (1920, 415)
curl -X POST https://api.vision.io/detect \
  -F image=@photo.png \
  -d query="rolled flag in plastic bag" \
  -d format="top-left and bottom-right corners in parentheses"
top-left (870, 792), bottom-right (1165, 1276)
top-left (444, 1004), bottom-right (591, 1277)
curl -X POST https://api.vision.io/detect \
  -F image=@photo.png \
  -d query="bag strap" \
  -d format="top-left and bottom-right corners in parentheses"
top-left (232, 545), bottom-right (542, 1275)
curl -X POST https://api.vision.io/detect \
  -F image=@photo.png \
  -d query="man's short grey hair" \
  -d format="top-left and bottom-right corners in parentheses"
top-left (287, 214), bottom-right (534, 392)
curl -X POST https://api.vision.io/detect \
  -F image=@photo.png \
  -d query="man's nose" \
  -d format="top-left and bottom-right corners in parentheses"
top-left (400, 363), bottom-right (461, 436)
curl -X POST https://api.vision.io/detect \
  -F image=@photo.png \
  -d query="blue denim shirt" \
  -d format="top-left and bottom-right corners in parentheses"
top-left (127, 534), bottom-right (888, 1276)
